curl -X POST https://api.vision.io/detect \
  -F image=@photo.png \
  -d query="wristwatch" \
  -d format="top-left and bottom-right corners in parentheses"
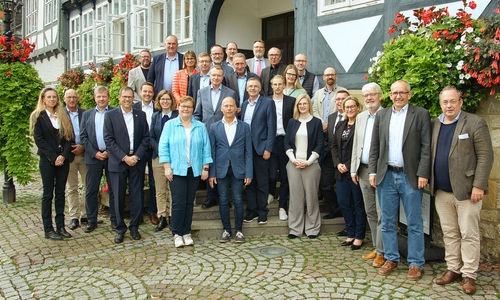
top-left (203, 167), bottom-right (209, 171)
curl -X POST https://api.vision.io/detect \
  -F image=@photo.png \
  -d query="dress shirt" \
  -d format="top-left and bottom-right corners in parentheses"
top-left (95, 106), bottom-right (108, 151)
top-left (121, 107), bottom-right (134, 152)
top-left (222, 117), bottom-right (238, 146)
top-left (237, 72), bottom-right (248, 105)
top-left (46, 110), bottom-right (59, 129)
top-left (333, 113), bottom-right (343, 134)
top-left (66, 109), bottom-right (81, 144)
top-left (163, 53), bottom-right (179, 91)
top-left (360, 109), bottom-right (382, 164)
top-left (273, 97), bottom-right (285, 136)
top-left (438, 110), bottom-right (461, 124)
top-left (211, 85), bottom-right (222, 111)
top-left (200, 73), bottom-right (210, 90)
top-left (388, 104), bottom-right (408, 167)
top-left (141, 101), bottom-right (154, 129)
top-left (243, 96), bottom-right (259, 129)
top-left (322, 89), bottom-right (333, 123)
top-left (254, 58), bottom-right (266, 74)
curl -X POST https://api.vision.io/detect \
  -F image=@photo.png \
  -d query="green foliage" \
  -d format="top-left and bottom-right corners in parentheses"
top-left (76, 76), bottom-right (98, 109)
top-left (109, 75), bottom-right (124, 107)
top-left (0, 62), bottom-right (44, 184)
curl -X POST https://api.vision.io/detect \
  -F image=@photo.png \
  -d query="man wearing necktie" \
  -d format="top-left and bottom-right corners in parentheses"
top-left (246, 40), bottom-right (270, 77)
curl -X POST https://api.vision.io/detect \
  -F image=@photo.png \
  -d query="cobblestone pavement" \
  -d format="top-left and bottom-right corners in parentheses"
top-left (1, 177), bottom-right (500, 299)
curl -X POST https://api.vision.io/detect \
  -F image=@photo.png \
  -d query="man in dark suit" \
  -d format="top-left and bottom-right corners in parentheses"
top-left (187, 52), bottom-right (211, 103)
top-left (64, 89), bottom-right (87, 230)
top-left (241, 77), bottom-right (277, 224)
top-left (194, 65), bottom-right (237, 209)
top-left (104, 86), bottom-right (150, 244)
top-left (260, 48), bottom-right (287, 96)
top-left (147, 35), bottom-right (184, 97)
top-left (267, 75), bottom-right (295, 221)
top-left (368, 79), bottom-right (431, 281)
top-left (80, 86), bottom-right (115, 233)
top-left (132, 82), bottom-right (158, 225)
top-left (210, 44), bottom-right (234, 77)
top-left (209, 97), bottom-right (253, 243)
top-left (431, 86), bottom-right (493, 294)
top-left (225, 53), bottom-right (261, 109)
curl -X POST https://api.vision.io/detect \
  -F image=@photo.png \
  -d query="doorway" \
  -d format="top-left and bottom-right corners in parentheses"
top-left (262, 12), bottom-right (295, 65)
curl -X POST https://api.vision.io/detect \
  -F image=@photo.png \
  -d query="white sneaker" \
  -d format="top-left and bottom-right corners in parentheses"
top-left (268, 194), bottom-right (274, 204)
top-left (174, 234), bottom-right (184, 248)
top-left (183, 234), bottom-right (194, 246)
top-left (279, 208), bottom-right (288, 221)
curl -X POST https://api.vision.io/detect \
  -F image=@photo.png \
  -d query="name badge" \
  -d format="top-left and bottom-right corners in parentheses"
top-left (458, 133), bottom-right (469, 139)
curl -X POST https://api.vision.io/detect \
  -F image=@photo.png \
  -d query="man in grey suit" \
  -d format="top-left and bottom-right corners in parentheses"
top-left (350, 83), bottom-right (384, 267)
top-left (194, 65), bottom-right (237, 209)
top-left (431, 86), bottom-right (493, 295)
top-left (128, 50), bottom-right (151, 103)
top-left (369, 79), bottom-right (431, 281)
top-left (246, 40), bottom-right (270, 77)
top-left (209, 97), bottom-right (253, 243)
top-left (225, 53), bottom-right (261, 109)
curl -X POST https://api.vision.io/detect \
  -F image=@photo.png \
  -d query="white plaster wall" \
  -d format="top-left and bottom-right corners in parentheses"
top-left (31, 57), bottom-right (66, 84)
top-left (216, 0), bottom-right (294, 49)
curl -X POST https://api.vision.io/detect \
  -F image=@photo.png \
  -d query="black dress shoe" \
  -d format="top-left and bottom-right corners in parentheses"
top-left (351, 242), bottom-right (363, 250)
top-left (84, 222), bottom-right (98, 233)
top-left (341, 240), bottom-right (354, 246)
top-left (45, 231), bottom-right (63, 240)
top-left (323, 211), bottom-right (343, 219)
top-left (337, 229), bottom-right (348, 237)
top-left (308, 235), bottom-right (318, 239)
top-left (110, 220), bottom-right (118, 230)
top-left (288, 234), bottom-right (299, 239)
top-left (114, 233), bottom-right (124, 244)
top-left (80, 218), bottom-right (103, 224)
top-left (202, 198), bottom-right (218, 209)
top-left (68, 218), bottom-right (79, 230)
top-left (130, 230), bottom-right (142, 240)
top-left (156, 216), bottom-right (167, 231)
top-left (57, 228), bottom-right (72, 238)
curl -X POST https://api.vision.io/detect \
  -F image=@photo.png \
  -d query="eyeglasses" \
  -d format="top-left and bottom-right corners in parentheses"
top-left (286, 73), bottom-right (297, 77)
top-left (253, 46), bottom-right (264, 49)
top-left (65, 96), bottom-right (78, 99)
top-left (179, 105), bottom-right (193, 109)
top-left (441, 99), bottom-right (459, 105)
top-left (390, 91), bottom-right (410, 96)
top-left (335, 97), bottom-right (347, 102)
top-left (140, 56), bottom-right (151, 59)
top-left (160, 97), bottom-right (172, 102)
top-left (185, 57), bottom-right (196, 61)
top-left (295, 60), bottom-right (307, 63)
top-left (121, 96), bottom-right (134, 99)
top-left (344, 105), bottom-right (358, 111)
top-left (269, 54), bottom-right (280, 57)
top-left (362, 93), bottom-right (380, 98)
top-left (323, 74), bottom-right (337, 77)
top-left (211, 53), bottom-right (223, 56)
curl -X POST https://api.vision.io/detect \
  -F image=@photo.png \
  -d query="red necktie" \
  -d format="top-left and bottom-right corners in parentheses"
top-left (257, 59), bottom-right (262, 76)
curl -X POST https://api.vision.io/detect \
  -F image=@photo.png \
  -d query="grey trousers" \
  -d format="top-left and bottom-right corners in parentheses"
top-left (358, 165), bottom-right (383, 254)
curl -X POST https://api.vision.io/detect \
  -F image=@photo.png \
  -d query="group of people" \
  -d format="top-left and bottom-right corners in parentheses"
top-left (30, 34), bottom-right (493, 294)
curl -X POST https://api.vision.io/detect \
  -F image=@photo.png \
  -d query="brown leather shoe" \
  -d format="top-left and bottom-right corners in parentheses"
top-left (362, 250), bottom-right (377, 260)
top-left (378, 260), bottom-right (398, 275)
top-left (149, 214), bottom-right (159, 225)
top-left (435, 270), bottom-right (462, 285)
top-left (462, 277), bottom-right (476, 294)
top-left (407, 266), bottom-right (422, 280)
top-left (372, 255), bottom-right (386, 268)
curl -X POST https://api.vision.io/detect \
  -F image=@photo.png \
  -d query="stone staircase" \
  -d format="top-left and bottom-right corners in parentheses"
top-left (191, 189), bottom-right (346, 239)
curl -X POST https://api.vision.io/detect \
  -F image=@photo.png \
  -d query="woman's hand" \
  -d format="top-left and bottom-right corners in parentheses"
top-left (201, 169), bottom-right (209, 181)
top-left (55, 155), bottom-right (65, 166)
top-left (337, 163), bottom-right (348, 173)
top-left (164, 167), bottom-right (173, 182)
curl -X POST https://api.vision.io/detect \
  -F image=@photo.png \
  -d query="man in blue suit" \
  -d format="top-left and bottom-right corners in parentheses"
top-left (104, 87), bottom-right (150, 244)
top-left (209, 97), bottom-right (253, 243)
top-left (241, 77), bottom-right (277, 224)
top-left (187, 52), bottom-right (211, 103)
top-left (80, 86), bottom-right (116, 233)
top-left (147, 35), bottom-right (184, 97)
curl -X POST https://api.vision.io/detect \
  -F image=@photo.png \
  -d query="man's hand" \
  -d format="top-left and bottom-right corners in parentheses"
top-left (71, 144), bottom-right (84, 155)
top-left (351, 174), bottom-right (359, 185)
top-left (369, 175), bottom-right (377, 188)
top-left (209, 177), bottom-right (217, 188)
top-left (244, 178), bottom-right (252, 186)
top-left (322, 123), bottom-right (328, 133)
top-left (417, 177), bottom-right (428, 189)
top-left (471, 186), bottom-right (485, 203)
top-left (94, 151), bottom-right (107, 161)
top-left (263, 150), bottom-right (271, 160)
top-left (201, 169), bottom-right (209, 181)
top-left (124, 155), bottom-right (138, 167)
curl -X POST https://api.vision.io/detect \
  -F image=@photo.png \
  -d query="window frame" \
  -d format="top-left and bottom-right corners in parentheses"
top-left (318, 0), bottom-right (383, 16)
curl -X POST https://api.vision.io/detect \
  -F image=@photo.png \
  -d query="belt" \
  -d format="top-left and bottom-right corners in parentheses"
top-left (360, 163), bottom-right (368, 168)
top-left (129, 150), bottom-right (134, 155)
top-left (276, 135), bottom-right (285, 137)
top-left (388, 165), bottom-right (404, 172)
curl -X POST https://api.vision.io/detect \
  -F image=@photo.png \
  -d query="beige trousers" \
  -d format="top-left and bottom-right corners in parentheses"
top-left (66, 155), bottom-right (87, 219)
top-left (152, 157), bottom-right (171, 217)
top-left (435, 189), bottom-right (482, 279)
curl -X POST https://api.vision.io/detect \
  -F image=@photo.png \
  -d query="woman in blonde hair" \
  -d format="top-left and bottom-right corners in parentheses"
top-left (30, 87), bottom-right (74, 240)
top-left (283, 64), bottom-right (307, 98)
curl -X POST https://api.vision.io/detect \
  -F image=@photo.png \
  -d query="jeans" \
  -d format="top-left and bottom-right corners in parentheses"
top-left (39, 156), bottom-right (69, 232)
top-left (246, 150), bottom-right (269, 218)
top-left (377, 169), bottom-right (425, 268)
top-left (336, 172), bottom-right (366, 239)
top-left (169, 168), bottom-right (200, 236)
top-left (218, 166), bottom-right (244, 234)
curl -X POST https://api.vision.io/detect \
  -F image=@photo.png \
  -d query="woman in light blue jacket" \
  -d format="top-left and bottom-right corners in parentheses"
top-left (159, 96), bottom-right (212, 248)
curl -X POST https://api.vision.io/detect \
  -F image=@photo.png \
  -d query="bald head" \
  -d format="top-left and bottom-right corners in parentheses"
top-left (64, 89), bottom-right (79, 112)
top-left (221, 97), bottom-right (237, 120)
top-left (323, 67), bottom-right (338, 89)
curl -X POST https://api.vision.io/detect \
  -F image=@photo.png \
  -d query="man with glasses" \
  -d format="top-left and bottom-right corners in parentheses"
top-left (224, 42), bottom-right (238, 70)
top-left (128, 49), bottom-right (151, 103)
top-left (294, 53), bottom-right (319, 98)
top-left (368, 80), bottom-right (431, 281)
top-left (246, 40), bottom-right (270, 77)
top-left (430, 86), bottom-right (493, 294)
top-left (261, 47), bottom-right (287, 96)
top-left (147, 35), bottom-right (184, 97)
top-left (210, 44), bottom-right (234, 78)
top-left (187, 52), bottom-right (212, 103)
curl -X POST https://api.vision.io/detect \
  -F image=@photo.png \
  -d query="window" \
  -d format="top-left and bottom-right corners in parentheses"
top-left (69, 16), bottom-right (81, 66)
top-left (151, 3), bottom-right (165, 49)
top-left (172, 0), bottom-right (192, 43)
top-left (133, 2), bottom-right (148, 49)
top-left (318, 0), bottom-right (382, 15)
top-left (111, 20), bottom-right (126, 56)
top-left (25, 0), bottom-right (38, 35)
top-left (94, 3), bottom-right (109, 59)
top-left (44, 0), bottom-right (58, 25)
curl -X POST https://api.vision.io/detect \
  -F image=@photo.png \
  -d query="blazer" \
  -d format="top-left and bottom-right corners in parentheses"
top-left (326, 111), bottom-right (342, 156)
top-left (225, 71), bottom-right (261, 105)
top-left (66, 107), bottom-right (86, 161)
top-left (284, 116), bottom-right (324, 162)
top-left (187, 72), bottom-right (206, 104)
top-left (209, 119), bottom-right (253, 180)
top-left (331, 120), bottom-right (356, 180)
top-left (240, 96), bottom-right (277, 155)
top-left (33, 110), bottom-right (72, 164)
top-left (149, 110), bottom-right (179, 159)
top-left (312, 85), bottom-right (347, 121)
top-left (80, 106), bottom-right (115, 165)
top-left (278, 95), bottom-right (296, 133)
top-left (246, 57), bottom-right (271, 75)
top-left (127, 66), bottom-right (147, 103)
top-left (350, 108), bottom-right (382, 175)
top-left (193, 85), bottom-right (237, 129)
top-left (368, 105), bottom-right (431, 190)
top-left (261, 63), bottom-right (287, 96)
top-left (147, 52), bottom-right (184, 96)
top-left (103, 107), bottom-right (150, 172)
top-left (430, 112), bottom-right (493, 200)
top-left (132, 101), bottom-right (158, 123)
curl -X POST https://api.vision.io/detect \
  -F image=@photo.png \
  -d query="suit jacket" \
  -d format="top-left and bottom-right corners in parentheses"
top-left (241, 96), bottom-right (277, 155)
top-left (277, 95), bottom-right (295, 133)
top-left (430, 111), bottom-right (493, 200)
top-left (33, 111), bottom-right (72, 164)
top-left (284, 116), bottom-right (324, 161)
top-left (65, 107), bottom-right (86, 162)
top-left (128, 66), bottom-right (147, 103)
top-left (350, 108), bottom-right (382, 174)
top-left (225, 71), bottom-right (261, 105)
top-left (103, 107), bottom-right (150, 172)
top-left (80, 106), bottom-right (115, 165)
top-left (193, 85), bottom-right (237, 129)
top-left (261, 63), bottom-right (287, 96)
top-left (246, 57), bottom-right (271, 75)
top-left (132, 101), bottom-right (158, 126)
top-left (368, 105), bottom-right (431, 190)
top-left (326, 111), bottom-right (342, 156)
top-left (331, 120), bottom-right (356, 180)
top-left (147, 52), bottom-right (184, 96)
top-left (150, 110), bottom-right (179, 159)
top-left (209, 119), bottom-right (253, 180)
top-left (312, 85), bottom-right (347, 121)
top-left (187, 72), bottom-right (205, 104)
